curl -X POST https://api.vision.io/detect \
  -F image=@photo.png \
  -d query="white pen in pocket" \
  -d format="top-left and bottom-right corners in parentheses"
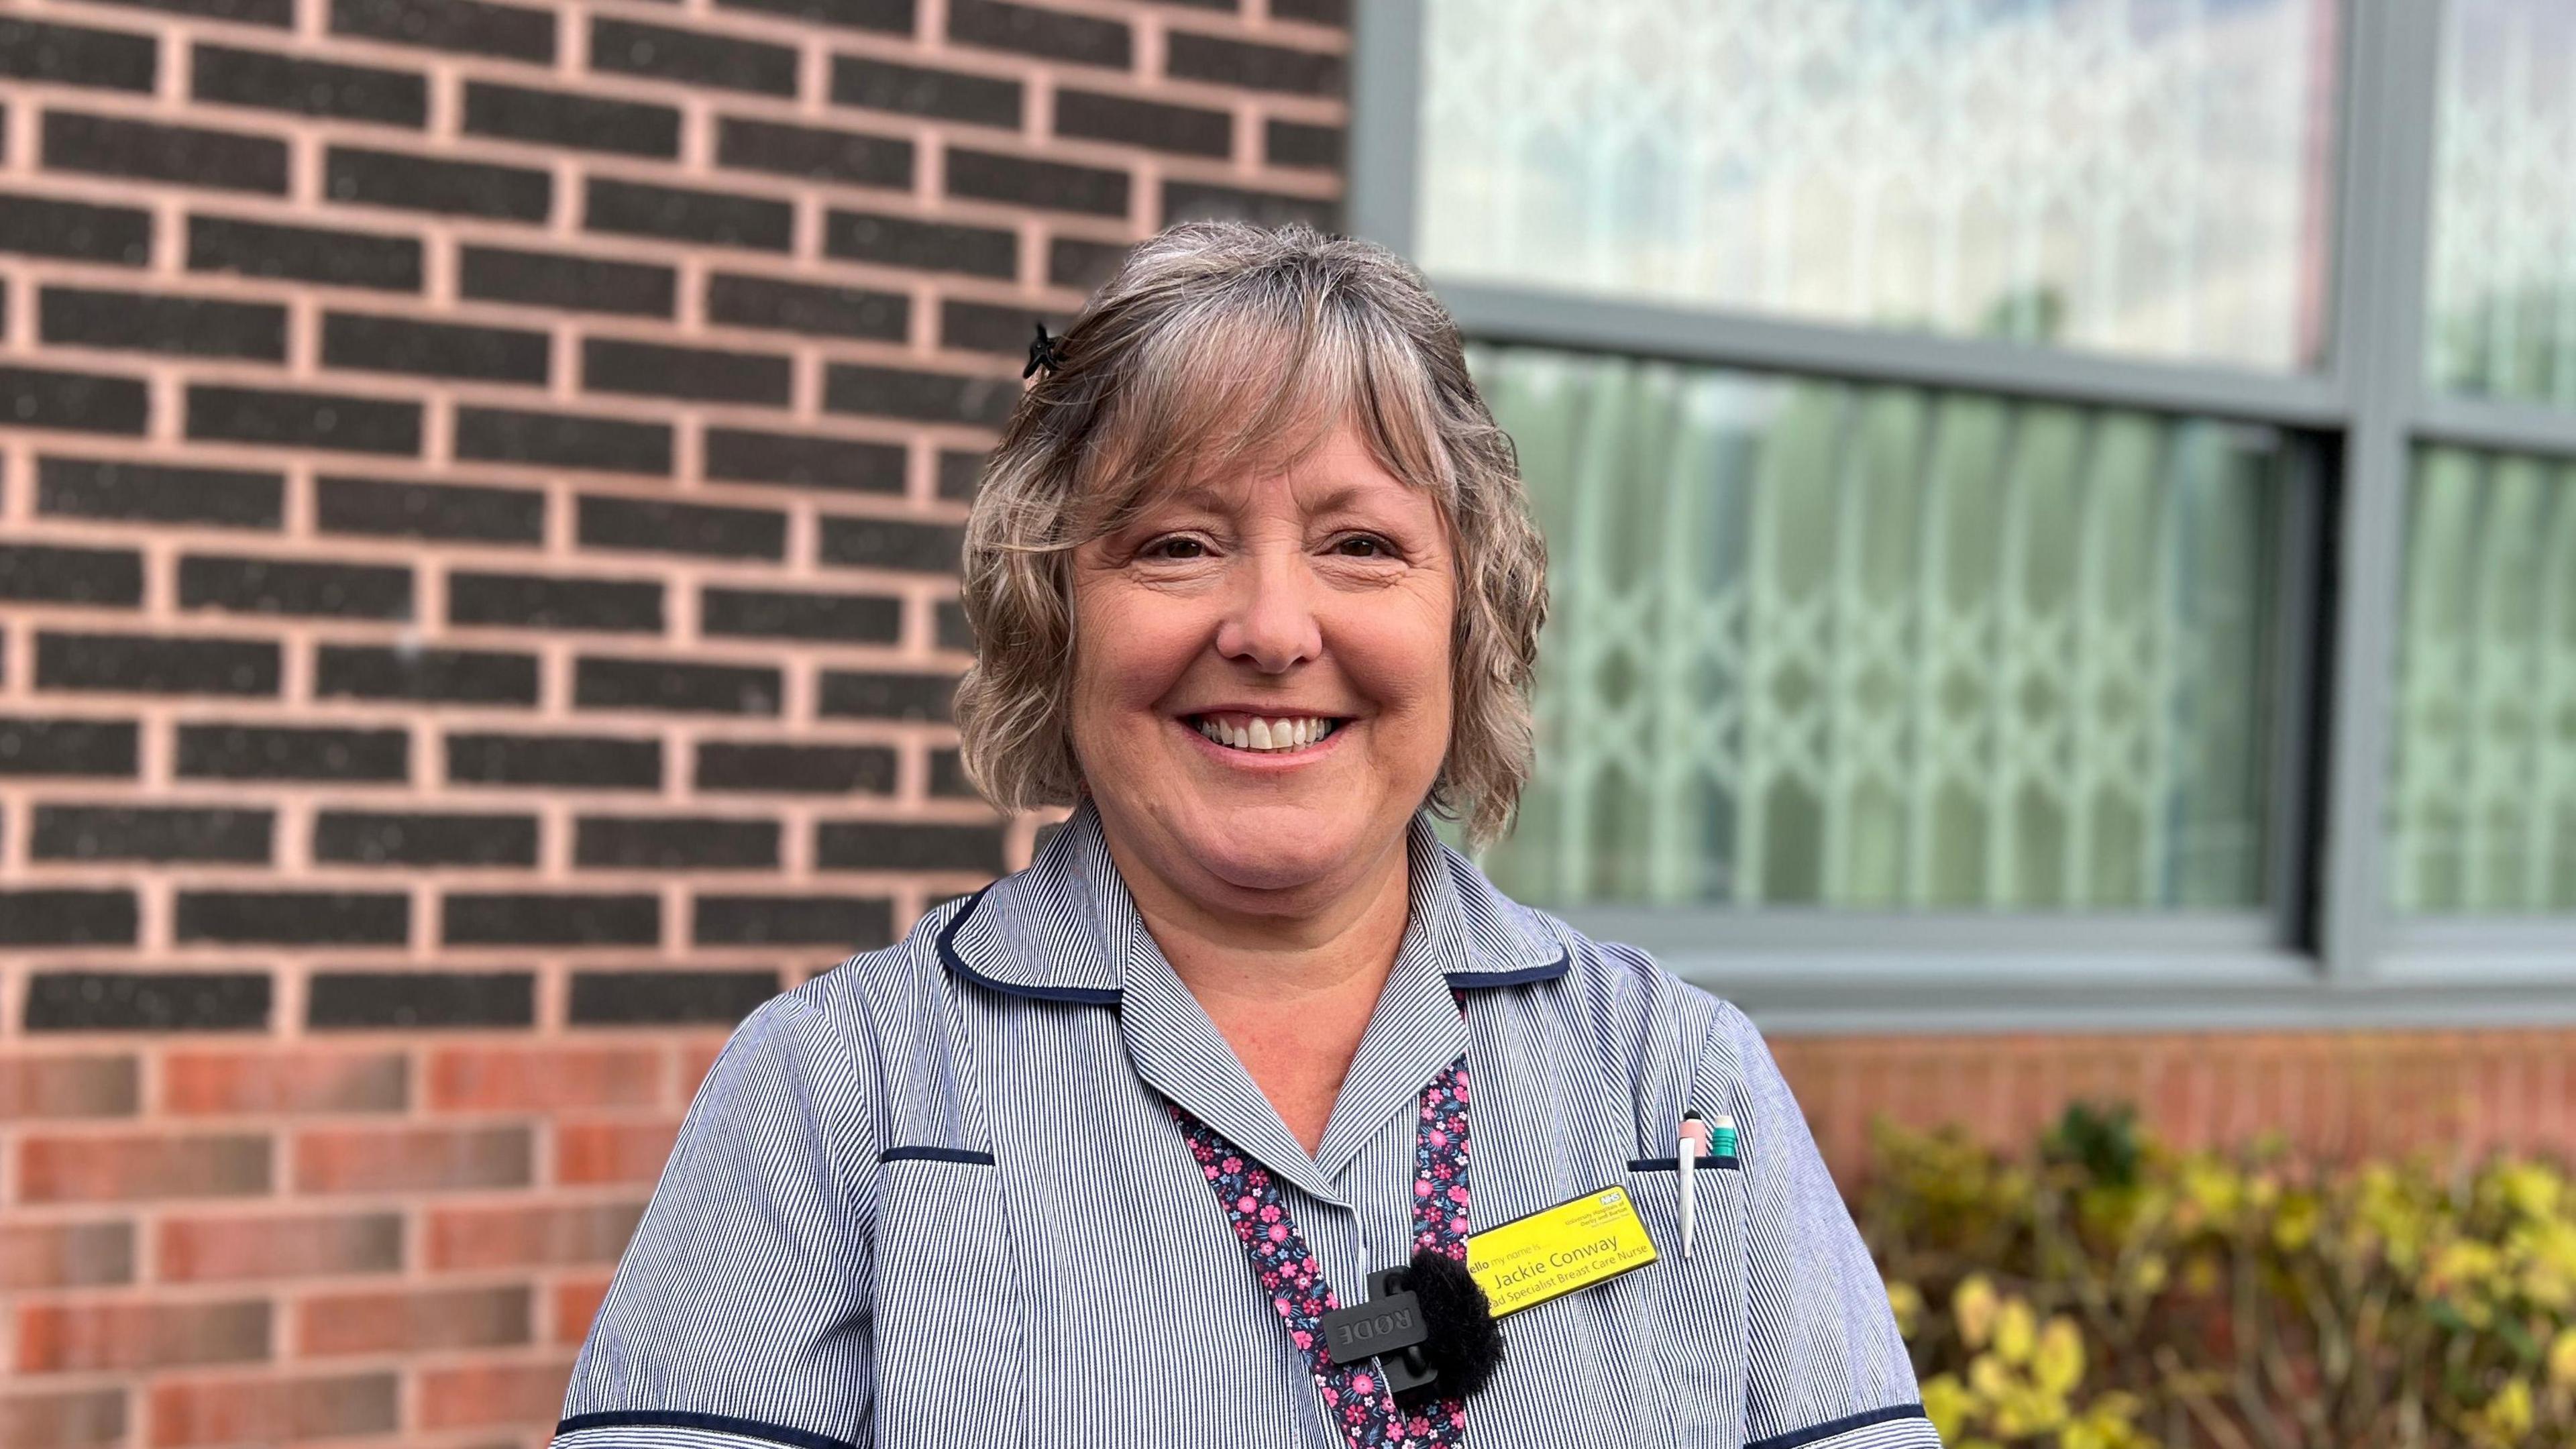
top-left (1677, 1111), bottom-right (1709, 1260)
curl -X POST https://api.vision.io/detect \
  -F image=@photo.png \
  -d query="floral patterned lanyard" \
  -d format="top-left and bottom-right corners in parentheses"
top-left (1167, 1057), bottom-right (1474, 1449)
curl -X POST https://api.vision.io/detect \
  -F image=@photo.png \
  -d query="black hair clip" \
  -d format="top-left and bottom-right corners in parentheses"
top-left (1023, 321), bottom-right (1064, 379)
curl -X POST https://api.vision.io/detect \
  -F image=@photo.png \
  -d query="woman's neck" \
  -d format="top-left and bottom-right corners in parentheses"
top-left (1108, 825), bottom-right (1414, 1157)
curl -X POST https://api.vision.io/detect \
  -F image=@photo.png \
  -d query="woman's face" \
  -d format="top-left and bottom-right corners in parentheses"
top-left (1068, 418), bottom-right (1456, 912)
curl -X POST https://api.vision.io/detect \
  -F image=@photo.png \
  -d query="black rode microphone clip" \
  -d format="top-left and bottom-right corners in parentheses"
top-left (1318, 1273), bottom-right (1438, 1398)
top-left (1314, 1249), bottom-right (1505, 1407)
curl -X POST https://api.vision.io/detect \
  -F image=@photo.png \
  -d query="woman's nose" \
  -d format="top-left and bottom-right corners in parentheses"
top-left (1213, 553), bottom-right (1323, 673)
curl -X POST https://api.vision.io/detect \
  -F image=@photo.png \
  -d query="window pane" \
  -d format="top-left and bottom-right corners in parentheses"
top-left (2389, 447), bottom-right (2576, 913)
top-left (2426, 0), bottom-right (2576, 407)
top-left (1416, 0), bottom-right (2339, 371)
top-left (1470, 343), bottom-right (2286, 912)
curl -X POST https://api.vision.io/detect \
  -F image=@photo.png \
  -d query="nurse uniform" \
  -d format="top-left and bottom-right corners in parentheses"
top-left (552, 799), bottom-right (1941, 1449)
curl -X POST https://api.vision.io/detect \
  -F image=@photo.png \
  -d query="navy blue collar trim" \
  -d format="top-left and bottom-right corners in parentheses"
top-left (557, 1409), bottom-right (858, 1449)
top-left (1744, 1403), bottom-right (1933, 1449)
top-left (936, 886), bottom-right (1122, 1006)
top-left (938, 883), bottom-right (1571, 1004)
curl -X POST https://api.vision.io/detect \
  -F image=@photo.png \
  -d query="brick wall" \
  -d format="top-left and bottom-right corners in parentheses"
top-left (0, 0), bottom-right (1344, 1442)
top-left (1774, 1028), bottom-right (2576, 1183)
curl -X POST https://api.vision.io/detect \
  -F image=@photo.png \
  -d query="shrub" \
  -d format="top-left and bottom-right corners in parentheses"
top-left (1859, 1104), bottom-right (2576, 1448)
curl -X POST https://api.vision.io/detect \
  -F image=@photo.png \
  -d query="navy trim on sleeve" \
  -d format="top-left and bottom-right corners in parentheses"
top-left (1744, 1403), bottom-right (1935, 1449)
top-left (879, 1145), bottom-right (996, 1167)
top-left (555, 1409), bottom-right (861, 1449)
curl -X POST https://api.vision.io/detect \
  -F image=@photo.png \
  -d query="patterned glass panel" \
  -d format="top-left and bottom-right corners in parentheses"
top-left (1469, 344), bottom-right (2286, 911)
top-left (1416, 0), bottom-right (2339, 371)
top-left (2389, 448), bottom-right (2576, 913)
top-left (2425, 0), bottom-right (2576, 407)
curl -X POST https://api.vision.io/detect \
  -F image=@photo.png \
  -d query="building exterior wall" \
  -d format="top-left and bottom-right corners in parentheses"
top-left (1774, 1028), bottom-right (2576, 1183)
top-left (0, 1), bottom-right (1342, 1443)
top-left (3, 2), bottom-right (2571, 1448)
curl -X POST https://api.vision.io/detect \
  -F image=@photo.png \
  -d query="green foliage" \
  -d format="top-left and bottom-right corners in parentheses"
top-left (1861, 1104), bottom-right (2576, 1448)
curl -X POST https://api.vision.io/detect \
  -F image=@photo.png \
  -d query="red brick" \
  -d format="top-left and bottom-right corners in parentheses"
top-left (427, 1201), bottom-right (645, 1272)
top-left (292, 1124), bottom-right (531, 1195)
top-left (1, 1221), bottom-right (134, 1290)
top-left (0, 1387), bottom-right (126, 1448)
top-left (162, 1049), bottom-right (407, 1115)
top-left (417, 1359), bottom-right (576, 1432)
top-left (428, 1045), bottom-right (663, 1112)
top-left (0, 1056), bottom-right (140, 1119)
top-left (294, 1283), bottom-right (531, 1356)
top-left (146, 1371), bottom-right (396, 1446)
top-left (550, 1275), bottom-right (614, 1346)
top-left (556, 1118), bottom-right (681, 1185)
top-left (156, 1212), bottom-right (402, 1283)
top-left (15, 1299), bottom-right (270, 1373)
top-left (18, 1134), bottom-right (271, 1203)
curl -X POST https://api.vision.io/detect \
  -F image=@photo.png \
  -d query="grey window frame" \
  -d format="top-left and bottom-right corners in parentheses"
top-left (1350, 0), bottom-right (2576, 1031)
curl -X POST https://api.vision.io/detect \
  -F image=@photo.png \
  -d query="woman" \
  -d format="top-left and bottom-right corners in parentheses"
top-left (553, 221), bottom-right (1935, 1449)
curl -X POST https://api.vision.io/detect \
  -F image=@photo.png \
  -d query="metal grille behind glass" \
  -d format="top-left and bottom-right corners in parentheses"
top-left (1470, 343), bottom-right (2285, 912)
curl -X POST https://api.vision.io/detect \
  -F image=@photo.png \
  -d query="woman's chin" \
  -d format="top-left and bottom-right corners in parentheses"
top-left (1174, 816), bottom-right (1367, 897)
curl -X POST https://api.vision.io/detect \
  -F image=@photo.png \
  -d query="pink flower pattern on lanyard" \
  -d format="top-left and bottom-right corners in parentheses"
top-left (1169, 1058), bottom-right (1473, 1449)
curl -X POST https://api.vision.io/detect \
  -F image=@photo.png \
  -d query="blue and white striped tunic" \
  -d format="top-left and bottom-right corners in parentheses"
top-left (553, 801), bottom-right (1941, 1449)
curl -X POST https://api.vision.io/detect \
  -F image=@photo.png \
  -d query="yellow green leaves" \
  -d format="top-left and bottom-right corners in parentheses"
top-left (1861, 1104), bottom-right (2576, 1446)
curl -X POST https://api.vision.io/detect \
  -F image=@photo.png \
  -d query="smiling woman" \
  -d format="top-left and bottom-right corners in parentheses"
top-left (551, 221), bottom-right (1941, 1449)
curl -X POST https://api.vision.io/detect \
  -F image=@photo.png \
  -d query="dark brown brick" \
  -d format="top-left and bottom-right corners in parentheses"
top-left (947, 0), bottom-right (1128, 68)
top-left (716, 116), bottom-right (910, 188)
top-left (23, 972), bottom-right (269, 1031)
top-left (44, 111), bottom-right (287, 193)
top-left (592, 16), bottom-right (796, 95)
top-left (708, 273), bottom-right (907, 341)
top-left (175, 891), bottom-right (409, 947)
top-left (32, 806), bottom-right (272, 863)
top-left (0, 892), bottom-right (138, 959)
top-left (815, 818), bottom-right (1004, 872)
top-left (818, 669), bottom-right (956, 720)
top-left (702, 427), bottom-right (906, 492)
top-left (824, 209), bottom-right (1016, 278)
top-left (830, 53), bottom-right (1020, 127)
top-left (1054, 88), bottom-right (1230, 156)
top-left (694, 741), bottom-right (896, 794)
top-left (945, 146), bottom-right (1129, 217)
top-left (822, 364), bottom-right (1016, 427)
top-left (575, 656), bottom-right (781, 715)
top-left (575, 815), bottom-right (778, 869)
top-left (577, 495), bottom-right (786, 559)
top-left (443, 892), bottom-right (657, 947)
top-left (1164, 28), bottom-right (1342, 94)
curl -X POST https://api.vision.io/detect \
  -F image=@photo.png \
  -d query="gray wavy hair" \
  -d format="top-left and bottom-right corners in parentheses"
top-left (951, 219), bottom-right (1548, 846)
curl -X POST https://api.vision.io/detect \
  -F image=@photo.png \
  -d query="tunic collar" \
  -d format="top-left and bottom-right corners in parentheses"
top-left (935, 800), bottom-right (1571, 1198)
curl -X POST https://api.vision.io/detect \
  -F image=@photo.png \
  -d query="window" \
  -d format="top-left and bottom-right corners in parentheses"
top-left (1415, 0), bottom-right (2340, 370)
top-left (2390, 445), bottom-right (2576, 914)
top-left (2425, 0), bottom-right (2576, 406)
top-left (1356, 0), bottom-right (2576, 1020)
top-left (1473, 345), bottom-right (2290, 914)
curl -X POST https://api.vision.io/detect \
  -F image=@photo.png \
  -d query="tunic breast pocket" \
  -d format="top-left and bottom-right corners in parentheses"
top-left (873, 1149), bottom-right (1025, 1449)
top-left (1623, 1157), bottom-right (1751, 1449)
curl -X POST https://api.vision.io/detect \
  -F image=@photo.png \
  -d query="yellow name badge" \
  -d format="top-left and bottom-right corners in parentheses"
top-left (1465, 1185), bottom-right (1660, 1318)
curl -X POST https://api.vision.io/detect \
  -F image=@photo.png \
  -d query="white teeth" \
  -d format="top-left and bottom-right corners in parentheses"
top-left (1194, 716), bottom-right (1336, 753)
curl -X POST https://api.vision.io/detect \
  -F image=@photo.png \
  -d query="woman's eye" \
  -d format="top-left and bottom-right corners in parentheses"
top-left (1143, 537), bottom-right (1206, 560)
top-left (1334, 535), bottom-right (1396, 558)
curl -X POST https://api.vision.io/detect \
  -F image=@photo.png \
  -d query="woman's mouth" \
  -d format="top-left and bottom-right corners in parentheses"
top-left (1188, 713), bottom-right (1344, 754)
